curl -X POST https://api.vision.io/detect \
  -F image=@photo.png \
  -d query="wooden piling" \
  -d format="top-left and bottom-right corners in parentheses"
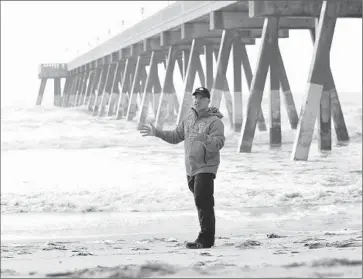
top-left (137, 51), bottom-right (161, 128)
top-left (238, 18), bottom-right (277, 153)
top-left (153, 67), bottom-right (162, 117)
top-left (88, 67), bottom-right (102, 111)
top-left (268, 17), bottom-right (282, 147)
top-left (210, 30), bottom-right (234, 109)
top-left (83, 71), bottom-right (94, 107)
top-left (53, 78), bottom-right (61, 106)
top-left (276, 47), bottom-right (299, 129)
top-left (309, 27), bottom-right (349, 144)
top-left (176, 39), bottom-right (202, 125)
top-left (232, 41), bottom-right (243, 132)
top-left (66, 75), bottom-right (78, 107)
top-left (97, 64), bottom-right (115, 116)
top-left (73, 72), bottom-right (86, 107)
top-left (126, 56), bottom-right (144, 121)
top-left (291, 1), bottom-right (339, 160)
top-left (116, 59), bottom-right (135, 119)
top-left (239, 43), bottom-right (267, 132)
top-left (61, 76), bottom-right (73, 107)
top-left (92, 65), bottom-right (110, 115)
top-left (76, 71), bottom-right (90, 106)
top-left (99, 63), bottom-right (118, 116)
top-left (155, 46), bottom-right (180, 129)
top-left (107, 62), bottom-right (123, 116)
top-left (36, 78), bottom-right (47, 106)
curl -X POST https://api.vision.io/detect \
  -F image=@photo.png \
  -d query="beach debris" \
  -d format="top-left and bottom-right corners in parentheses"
top-left (137, 239), bottom-right (153, 244)
top-left (273, 250), bottom-right (288, 255)
top-left (304, 238), bottom-right (361, 249)
top-left (304, 242), bottom-right (326, 249)
top-left (1, 269), bottom-right (17, 275)
top-left (17, 250), bottom-right (32, 255)
top-left (46, 262), bottom-right (178, 278)
top-left (267, 233), bottom-right (287, 239)
top-left (46, 271), bottom-right (74, 277)
top-left (216, 236), bottom-right (230, 240)
top-left (294, 237), bottom-right (326, 244)
top-left (131, 247), bottom-right (150, 251)
top-left (72, 251), bottom-right (94, 256)
top-left (200, 252), bottom-right (212, 256)
top-left (194, 261), bottom-right (206, 267)
top-left (93, 240), bottom-right (116, 245)
top-left (328, 238), bottom-right (362, 248)
top-left (42, 242), bottom-right (66, 251)
top-left (311, 258), bottom-right (362, 267)
top-left (283, 262), bottom-right (306, 268)
top-left (165, 237), bottom-right (178, 243)
top-left (236, 240), bottom-right (262, 249)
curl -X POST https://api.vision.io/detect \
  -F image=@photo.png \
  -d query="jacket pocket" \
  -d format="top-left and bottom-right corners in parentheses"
top-left (189, 141), bottom-right (206, 169)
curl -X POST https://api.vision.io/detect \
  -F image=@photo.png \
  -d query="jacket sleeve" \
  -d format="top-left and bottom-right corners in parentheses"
top-left (154, 121), bottom-right (185, 144)
top-left (203, 119), bottom-right (225, 152)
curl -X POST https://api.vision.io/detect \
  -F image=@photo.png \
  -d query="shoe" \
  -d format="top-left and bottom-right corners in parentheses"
top-left (185, 240), bottom-right (212, 249)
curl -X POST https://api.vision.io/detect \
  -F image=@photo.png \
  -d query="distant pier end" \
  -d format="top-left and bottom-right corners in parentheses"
top-left (37, 0), bottom-right (362, 161)
top-left (36, 63), bottom-right (68, 106)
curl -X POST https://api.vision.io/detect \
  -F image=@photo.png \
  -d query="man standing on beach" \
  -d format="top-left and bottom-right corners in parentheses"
top-left (140, 87), bottom-right (225, 249)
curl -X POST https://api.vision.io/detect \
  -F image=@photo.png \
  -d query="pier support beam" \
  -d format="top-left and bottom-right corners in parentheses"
top-left (291, 1), bottom-right (340, 160)
top-left (239, 42), bottom-right (268, 132)
top-left (54, 78), bottom-right (61, 106)
top-left (97, 63), bottom-right (116, 116)
top-left (88, 67), bottom-right (102, 111)
top-left (73, 72), bottom-right (85, 107)
top-left (116, 59), bottom-right (135, 119)
top-left (238, 18), bottom-right (278, 152)
top-left (36, 78), bottom-right (47, 106)
top-left (107, 62), bottom-right (124, 116)
top-left (232, 41), bottom-right (243, 132)
top-left (61, 76), bottom-right (73, 107)
top-left (176, 39), bottom-right (202, 125)
top-left (268, 20), bottom-right (281, 147)
top-left (126, 56), bottom-right (145, 121)
top-left (99, 63), bottom-right (118, 116)
top-left (137, 51), bottom-right (162, 128)
top-left (66, 74), bottom-right (79, 107)
top-left (309, 25), bottom-right (349, 145)
top-left (92, 64), bottom-right (110, 115)
top-left (83, 70), bottom-right (94, 107)
top-left (75, 71), bottom-right (89, 106)
top-left (277, 47), bottom-right (299, 129)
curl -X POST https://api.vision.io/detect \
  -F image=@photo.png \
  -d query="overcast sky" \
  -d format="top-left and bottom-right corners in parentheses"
top-left (1, 1), bottom-right (361, 108)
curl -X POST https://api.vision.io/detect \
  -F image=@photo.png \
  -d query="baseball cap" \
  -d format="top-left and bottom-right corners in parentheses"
top-left (192, 87), bottom-right (210, 99)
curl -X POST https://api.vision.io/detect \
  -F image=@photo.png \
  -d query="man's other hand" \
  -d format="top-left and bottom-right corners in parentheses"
top-left (140, 122), bottom-right (156, 137)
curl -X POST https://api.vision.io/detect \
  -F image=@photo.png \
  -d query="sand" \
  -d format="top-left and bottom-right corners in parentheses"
top-left (1, 222), bottom-right (361, 278)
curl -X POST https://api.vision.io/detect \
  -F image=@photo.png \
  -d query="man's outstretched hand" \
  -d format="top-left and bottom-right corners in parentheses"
top-left (140, 122), bottom-right (156, 137)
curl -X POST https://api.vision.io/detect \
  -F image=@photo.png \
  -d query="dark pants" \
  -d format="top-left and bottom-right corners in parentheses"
top-left (187, 173), bottom-right (215, 246)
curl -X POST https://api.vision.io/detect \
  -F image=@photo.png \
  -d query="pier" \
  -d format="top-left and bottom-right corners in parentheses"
top-left (36, 0), bottom-right (362, 161)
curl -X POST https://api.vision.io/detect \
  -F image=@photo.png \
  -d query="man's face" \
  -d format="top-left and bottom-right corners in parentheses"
top-left (193, 94), bottom-right (210, 112)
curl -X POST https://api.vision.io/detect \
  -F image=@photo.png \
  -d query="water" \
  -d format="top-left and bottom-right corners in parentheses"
top-left (1, 92), bottom-right (362, 241)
